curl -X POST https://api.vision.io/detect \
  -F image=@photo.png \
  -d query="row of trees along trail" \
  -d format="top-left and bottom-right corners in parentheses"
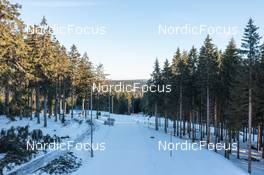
top-left (0, 0), bottom-right (106, 125)
top-left (143, 18), bottom-right (264, 174)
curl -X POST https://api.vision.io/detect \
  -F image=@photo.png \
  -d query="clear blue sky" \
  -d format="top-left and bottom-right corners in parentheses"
top-left (12, 0), bottom-right (264, 80)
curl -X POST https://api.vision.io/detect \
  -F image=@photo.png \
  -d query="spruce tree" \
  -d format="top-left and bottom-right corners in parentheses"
top-left (187, 46), bottom-right (198, 142)
top-left (161, 59), bottom-right (172, 133)
top-left (240, 18), bottom-right (261, 173)
top-left (197, 35), bottom-right (218, 144)
top-left (222, 38), bottom-right (242, 158)
top-left (0, 0), bottom-right (27, 119)
top-left (171, 48), bottom-right (185, 138)
top-left (149, 58), bottom-right (162, 130)
top-left (69, 45), bottom-right (81, 118)
top-left (256, 43), bottom-right (264, 157)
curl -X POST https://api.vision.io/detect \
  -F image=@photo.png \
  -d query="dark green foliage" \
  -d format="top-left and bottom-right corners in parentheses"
top-left (113, 93), bottom-right (129, 114)
top-left (144, 58), bottom-right (163, 115)
top-left (241, 18), bottom-right (261, 62)
top-left (0, 126), bottom-right (61, 173)
top-left (160, 59), bottom-right (172, 115)
top-left (39, 152), bottom-right (82, 175)
top-left (223, 39), bottom-right (244, 130)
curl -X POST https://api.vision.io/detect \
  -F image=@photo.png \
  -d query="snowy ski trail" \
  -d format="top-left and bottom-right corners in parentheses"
top-left (73, 115), bottom-right (248, 175)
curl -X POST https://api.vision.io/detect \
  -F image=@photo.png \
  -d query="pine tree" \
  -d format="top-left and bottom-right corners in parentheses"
top-left (26, 24), bottom-right (44, 124)
top-left (161, 59), bottom-right (172, 133)
top-left (69, 44), bottom-right (81, 118)
top-left (40, 17), bottom-right (54, 127)
top-left (75, 52), bottom-right (93, 118)
top-left (171, 48), bottom-right (185, 138)
top-left (94, 63), bottom-right (106, 118)
top-left (255, 43), bottom-right (264, 157)
top-left (149, 58), bottom-right (162, 130)
top-left (187, 46), bottom-right (198, 142)
top-left (0, 0), bottom-right (27, 119)
top-left (197, 35), bottom-right (218, 144)
top-left (240, 18), bottom-right (261, 173)
top-left (222, 38), bottom-right (242, 158)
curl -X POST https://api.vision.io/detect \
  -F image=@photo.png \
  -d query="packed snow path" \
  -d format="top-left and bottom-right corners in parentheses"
top-left (74, 115), bottom-right (247, 175)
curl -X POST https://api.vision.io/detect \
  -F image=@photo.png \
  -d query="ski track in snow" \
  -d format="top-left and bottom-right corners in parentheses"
top-left (73, 114), bottom-right (249, 175)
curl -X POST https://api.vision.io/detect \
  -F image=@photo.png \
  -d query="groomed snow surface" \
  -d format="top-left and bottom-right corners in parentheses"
top-left (73, 114), bottom-right (249, 175)
top-left (1, 112), bottom-right (262, 175)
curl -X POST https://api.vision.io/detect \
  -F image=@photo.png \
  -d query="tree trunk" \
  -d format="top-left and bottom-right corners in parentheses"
top-left (237, 130), bottom-right (240, 159)
top-left (82, 98), bottom-right (85, 116)
top-left (183, 118), bottom-right (186, 136)
top-left (248, 87), bottom-right (252, 174)
top-left (35, 87), bottom-right (40, 124)
top-left (164, 111), bottom-right (167, 134)
top-left (173, 117), bottom-right (176, 136)
top-left (71, 90), bottom-right (74, 118)
top-left (245, 127), bottom-right (248, 141)
top-left (199, 109), bottom-right (202, 141)
top-left (243, 126), bottom-right (245, 142)
top-left (54, 80), bottom-right (58, 122)
top-left (262, 118), bottom-right (264, 159)
top-left (199, 94), bottom-right (203, 140)
top-left (48, 94), bottom-right (52, 118)
top-left (155, 101), bottom-right (158, 131)
top-left (176, 113), bottom-right (179, 136)
top-left (229, 130), bottom-right (232, 155)
top-left (29, 88), bottom-right (33, 120)
top-left (191, 111), bottom-right (195, 142)
top-left (188, 112), bottom-right (191, 139)
top-left (96, 94), bottom-right (99, 119)
top-left (253, 127), bottom-right (255, 142)
top-left (225, 130), bottom-right (230, 159)
top-left (111, 95), bottom-right (113, 114)
top-left (220, 122), bottom-right (224, 141)
top-left (27, 86), bottom-right (30, 118)
top-left (214, 100), bottom-right (218, 152)
top-left (64, 100), bottom-right (67, 115)
top-left (4, 85), bottom-right (10, 117)
top-left (179, 83), bottom-right (183, 138)
top-left (44, 94), bottom-right (47, 127)
top-left (85, 99), bottom-right (88, 118)
top-left (206, 86), bottom-right (210, 145)
top-left (61, 81), bottom-right (66, 123)
top-left (257, 124), bottom-right (262, 151)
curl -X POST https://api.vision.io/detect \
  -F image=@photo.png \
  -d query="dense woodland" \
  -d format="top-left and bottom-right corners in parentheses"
top-left (143, 18), bottom-right (264, 173)
top-left (1, 0), bottom-right (264, 174)
top-left (0, 0), bottom-right (108, 123)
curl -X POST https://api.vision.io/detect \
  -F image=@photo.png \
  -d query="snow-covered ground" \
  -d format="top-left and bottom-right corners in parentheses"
top-left (73, 114), bottom-right (249, 175)
top-left (0, 112), bottom-right (88, 139)
top-left (0, 111), bottom-right (92, 174)
top-left (1, 112), bottom-right (263, 175)
top-left (133, 114), bottom-right (264, 175)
